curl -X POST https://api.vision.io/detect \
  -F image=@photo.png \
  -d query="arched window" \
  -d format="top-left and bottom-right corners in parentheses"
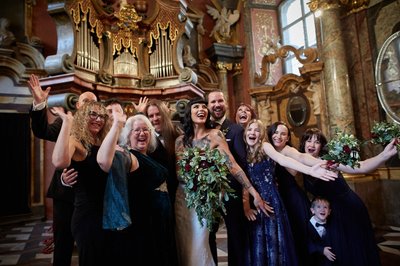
top-left (279, 0), bottom-right (316, 74)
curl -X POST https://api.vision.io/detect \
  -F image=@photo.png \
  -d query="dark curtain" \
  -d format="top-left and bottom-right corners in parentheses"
top-left (0, 113), bottom-right (31, 216)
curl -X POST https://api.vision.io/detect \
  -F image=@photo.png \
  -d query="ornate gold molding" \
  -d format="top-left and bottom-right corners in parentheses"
top-left (216, 61), bottom-right (233, 72)
top-left (116, 4), bottom-right (142, 32)
top-left (308, 0), bottom-right (369, 14)
top-left (255, 45), bottom-right (318, 85)
top-left (308, 0), bottom-right (341, 12)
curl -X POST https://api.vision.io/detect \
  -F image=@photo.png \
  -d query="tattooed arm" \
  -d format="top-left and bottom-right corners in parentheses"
top-left (175, 136), bottom-right (185, 174)
top-left (210, 129), bottom-right (273, 215)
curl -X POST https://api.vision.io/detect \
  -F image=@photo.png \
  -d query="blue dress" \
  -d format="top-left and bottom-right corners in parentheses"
top-left (276, 165), bottom-right (312, 266)
top-left (246, 157), bottom-right (298, 266)
top-left (304, 172), bottom-right (380, 266)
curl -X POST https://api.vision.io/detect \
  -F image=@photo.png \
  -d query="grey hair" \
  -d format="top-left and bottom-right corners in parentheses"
top-left (119, 114), bottom-right (158, 153)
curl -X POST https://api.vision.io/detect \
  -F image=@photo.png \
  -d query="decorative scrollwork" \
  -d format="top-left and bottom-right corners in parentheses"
top-left (255, 45), bottom-right (319, 85)
top-left (141, 73), bottom-right (155, 87)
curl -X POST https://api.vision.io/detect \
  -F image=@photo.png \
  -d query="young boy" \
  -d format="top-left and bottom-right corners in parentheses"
top-left (307, 197), bottom-right (336, 265)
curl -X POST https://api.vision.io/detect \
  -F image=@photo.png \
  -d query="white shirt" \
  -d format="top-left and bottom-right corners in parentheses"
top-left (310, 216), bottom-right (327, 238)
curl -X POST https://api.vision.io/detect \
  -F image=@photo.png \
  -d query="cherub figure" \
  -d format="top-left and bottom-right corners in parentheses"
top-left (206, 5), bottom-right (240, 42)
top-left (0, 18), bottom-right (15, 48)
top-left (183, 44), bottom-right (197, 68)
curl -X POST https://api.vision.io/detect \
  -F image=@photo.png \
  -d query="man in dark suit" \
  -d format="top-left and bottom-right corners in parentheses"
top-left (28, 74), bottom-right (97, 266)
top-left (206, 90), bottom-right (248, 266)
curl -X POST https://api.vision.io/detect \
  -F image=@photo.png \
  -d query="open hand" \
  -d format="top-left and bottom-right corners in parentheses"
top-left (310, 163), bottom-right (338, 181)
top-left (323, 247), bottom-right (336, 261)
top-left (27, 74), bottom-right (51, 105)
top-left (133, 96), bottom-right (148, 113)
top-left (253, 193), bottom-right (274, 216)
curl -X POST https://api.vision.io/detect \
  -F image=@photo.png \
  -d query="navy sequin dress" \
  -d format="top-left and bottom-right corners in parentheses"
top-left (246, 156), bottom-right (298, 266)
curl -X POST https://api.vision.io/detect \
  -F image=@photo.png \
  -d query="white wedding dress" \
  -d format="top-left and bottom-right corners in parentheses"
top-left (175, 183), bottom-right (216, 266)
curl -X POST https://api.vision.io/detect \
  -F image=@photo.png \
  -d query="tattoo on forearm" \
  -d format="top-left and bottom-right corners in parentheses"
top-left (217, 130), bottom-right (225, 140)
top-left (233, 170), bottom-right (252, 189)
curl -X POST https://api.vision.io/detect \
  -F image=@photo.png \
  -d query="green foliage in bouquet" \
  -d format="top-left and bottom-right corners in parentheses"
top-left (177, 146), bottom-right (236, 230)
top-left (370, 121), bottom-right (400, 149)
top-left (322, 130), bottom-right (361, 168)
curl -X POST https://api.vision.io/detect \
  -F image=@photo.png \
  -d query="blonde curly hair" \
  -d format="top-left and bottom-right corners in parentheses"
top-left (245, 119), bottom-right (268, 164)
top-left (71, 101), bottom-right (110, 152)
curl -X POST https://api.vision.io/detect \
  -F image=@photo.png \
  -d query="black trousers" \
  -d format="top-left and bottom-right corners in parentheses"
top-left (52, 199), bottom-right (75, 266)
top-left (209, 181), bottom-right (249, 266)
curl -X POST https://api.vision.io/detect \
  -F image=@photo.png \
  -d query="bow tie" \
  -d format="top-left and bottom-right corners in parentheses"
top-left (316, 222), bottom-right (326, 228)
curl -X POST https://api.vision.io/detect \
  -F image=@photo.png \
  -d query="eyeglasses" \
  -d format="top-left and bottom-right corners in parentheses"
top-left (132, 128), bottom-right (150, 135)
top-left (88, 111), bottom-right (108, 121)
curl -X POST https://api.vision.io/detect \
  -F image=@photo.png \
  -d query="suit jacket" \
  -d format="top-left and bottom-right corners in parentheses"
top-left (30, 106), bottom-right (74, 202)
top-left (219, 119), bottom-right (247, 191)
top-left (307, 221), bottom-right (335, 266)
top-left (30, 107), bottom-right (62, 142)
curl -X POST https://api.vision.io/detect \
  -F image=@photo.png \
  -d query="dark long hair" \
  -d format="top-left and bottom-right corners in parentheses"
top-left (182, 97), bottom-right (212, 147)
top-left (267, 121), bottom-right (293, 148)
top-left (145, 99), bottom-right (181, 157)
top-left (299, 128), bottom-right (328, 156)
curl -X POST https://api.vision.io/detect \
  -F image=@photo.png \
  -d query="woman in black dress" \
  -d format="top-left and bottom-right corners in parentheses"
top-left (97, 107), bottom-right (177, 266)
top-left (52, 101), bottom-right (110, 266)
top-left (298, 128), bottom-right (397, 266)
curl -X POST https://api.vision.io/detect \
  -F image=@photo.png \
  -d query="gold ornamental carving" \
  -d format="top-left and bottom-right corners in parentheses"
top-left (69, 0), bottom-right (104, 41)
top-left (308, 0), bottom-right (370, 14)
top-left (255, 45), bottom-right (318, 85)
top-left (115, 3), bottom-right (142, 32)
top-left (216, 61), bottom-right (233, 73)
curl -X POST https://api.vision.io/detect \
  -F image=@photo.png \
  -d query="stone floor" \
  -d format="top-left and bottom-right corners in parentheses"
top-left (0, 218), bottom-right (228, 266)
top-left (0, 218), bottom-right (399, 265)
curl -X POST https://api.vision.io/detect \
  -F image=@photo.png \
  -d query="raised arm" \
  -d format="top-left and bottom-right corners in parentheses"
top-left (211, 130), bottom-right (273, 215)
top-left (263, 142), bottom-right (337, 181)
top-left (336, 138), bottom-right (398, 174)
top-left (52, 107), bottom-right (75, 169)
top-left (97, 108), bottom-right (127, 172)
top-left (281, 145), bottom-right (322, 166)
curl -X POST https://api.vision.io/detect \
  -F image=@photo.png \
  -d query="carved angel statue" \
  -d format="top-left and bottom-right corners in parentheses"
top-left (206, 5), bottom-right (240, 42)
top-left (0, 18), bottom-right (15, 48)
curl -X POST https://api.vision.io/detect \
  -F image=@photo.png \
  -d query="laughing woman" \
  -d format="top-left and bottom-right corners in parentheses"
top-left (97, 110), bottom-right (177, 266)
top-left (52, 101), bottom-right (110, 266)
top-left (175, 97), bottom-right (272, 266)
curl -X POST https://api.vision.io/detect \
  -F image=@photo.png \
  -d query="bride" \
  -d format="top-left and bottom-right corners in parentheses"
top-left (174, 97), bottom-right (272, 266)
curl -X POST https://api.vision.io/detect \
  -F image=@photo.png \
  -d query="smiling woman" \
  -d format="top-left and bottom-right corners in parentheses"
top-left (235, 103), bottom-right (257, 128)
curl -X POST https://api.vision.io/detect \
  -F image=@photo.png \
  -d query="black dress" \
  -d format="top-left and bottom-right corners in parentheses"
top-left (276, 164), bottom-right (312, 266)
top-left (115, 150), bottom-right (177, 266)
top-left (70, 146), bottom-right (109, 266)
top-left (304, 172), bottom-right (380, 266)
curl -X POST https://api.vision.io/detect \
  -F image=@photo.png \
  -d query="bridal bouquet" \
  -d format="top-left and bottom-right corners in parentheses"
top-left (177, 146), bottom-right (235, 230)
top-left (322, 130), bottom-right (361, 169)
top-left (370, 121), bottom-right (400, 150)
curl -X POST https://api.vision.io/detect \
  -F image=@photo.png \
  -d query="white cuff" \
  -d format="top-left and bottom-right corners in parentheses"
top-left (60, 175), bottom-right (73, 187)
top-left (32, 101), bottom-right (46, 111)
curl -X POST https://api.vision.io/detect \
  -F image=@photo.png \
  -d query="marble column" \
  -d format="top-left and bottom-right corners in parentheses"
top-left (309, 0), bottom-right (356, 136)
top-left (232, 62), bottom-right (243, 110)
top-left (216, 61), bottom-right (232, 116)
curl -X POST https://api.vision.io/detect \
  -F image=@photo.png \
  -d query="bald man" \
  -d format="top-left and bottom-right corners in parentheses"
top-left (28, 74), bottom-right (97, 266)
